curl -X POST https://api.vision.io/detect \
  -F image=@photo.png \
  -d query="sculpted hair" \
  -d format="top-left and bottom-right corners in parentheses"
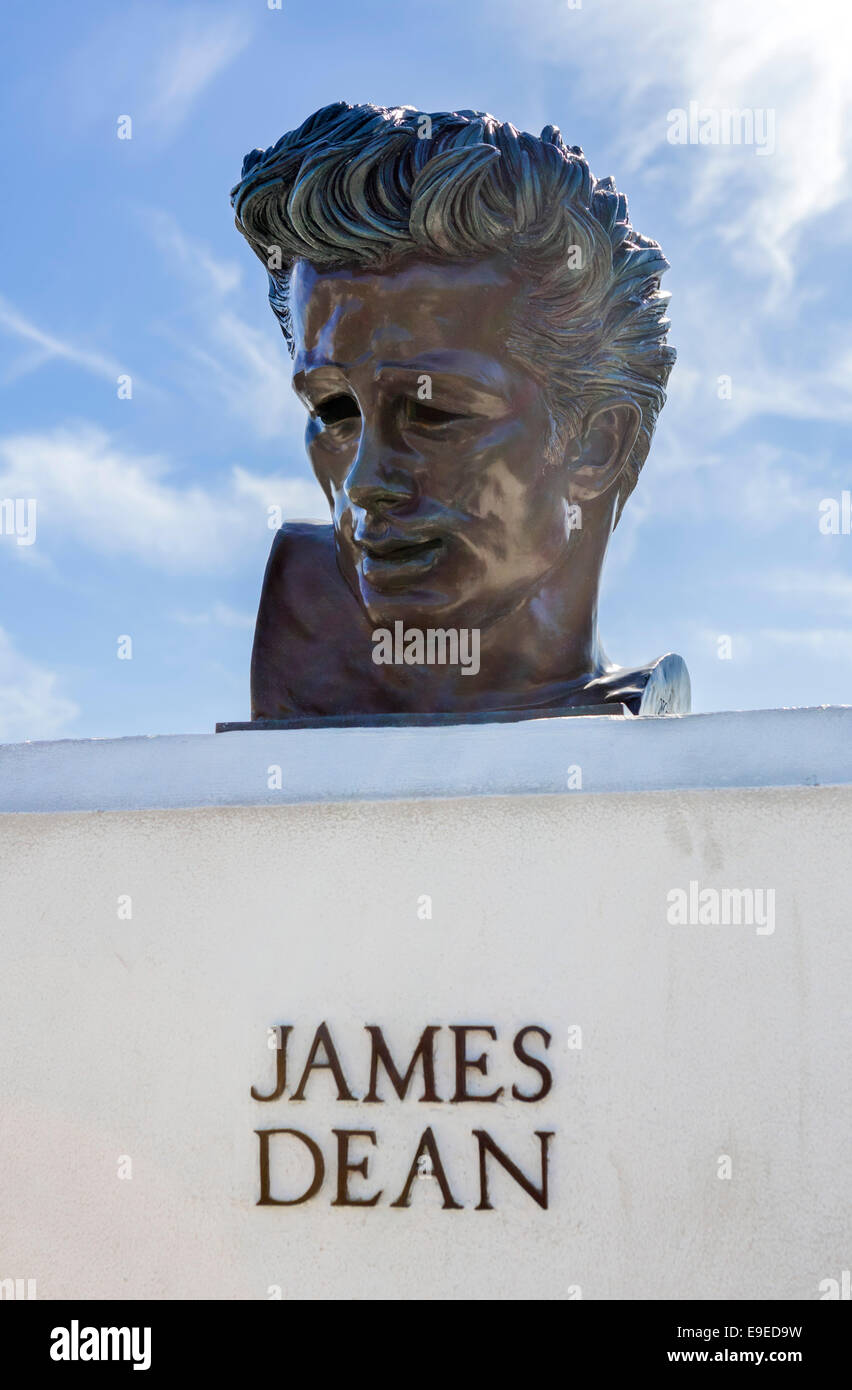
top-left (231, 102), bottom-right (675, 519)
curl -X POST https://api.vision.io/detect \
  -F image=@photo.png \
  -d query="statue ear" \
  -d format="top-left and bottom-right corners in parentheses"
top-left (565, 402), bottom-right (641, 503)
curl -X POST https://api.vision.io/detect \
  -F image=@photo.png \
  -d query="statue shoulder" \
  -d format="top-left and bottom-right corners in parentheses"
top-left (586, 653), bottom-right (691, 715)
top-left (250, 523), bottom-right (375, 720)
top-left (262, 520), bottom-right (336, 585)
top-left (634, 653), bottom-right (691, 715)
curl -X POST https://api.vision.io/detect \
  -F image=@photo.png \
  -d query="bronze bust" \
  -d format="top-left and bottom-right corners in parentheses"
top-left (228, 103), bottom-right (689, 726)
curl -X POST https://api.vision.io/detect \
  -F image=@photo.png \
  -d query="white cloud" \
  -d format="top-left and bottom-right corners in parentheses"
top-left (499, 0), bottom-right (852, 288)
top-left (494, 0), bottom-right (852, 464)
top-left (172, 603), bottom-right (255, 630)
top-left (144, 210), bottom-right (307, 440)
top-left (232, 465), bottom-right (328, 519)
top-left (638, 441), bottom-right (829, 534)
top-left (62, 5), bottom-right (253, 143)
top-left (686, 619), bottom-right (852, 680)
top-left (758, 626), bottom-right (852, 657)
top-left (174, 309), bottom-right (307, 441)
top-left (145, 14), bottom-right (252, 137)
top-left (0, 627), bottom-right (79, 743)
top-left (0, 295), bottom-right (126, 386)
top-left (760, 568), bottom-right (852, 615)
top-left (144, 211), bottom-right (243, 297)
top-left (0, 424), bottom-right (328, 573)
top-left (712, 367), bottom-right (852, 431)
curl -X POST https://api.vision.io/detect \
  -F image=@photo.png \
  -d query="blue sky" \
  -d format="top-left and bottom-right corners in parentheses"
top-left (1, 0), bottom-right (850, 739)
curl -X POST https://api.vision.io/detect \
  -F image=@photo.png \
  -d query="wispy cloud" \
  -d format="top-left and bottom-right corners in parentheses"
top-left (145, 13), bottom-right (252, 137)
top-left (61, 4), bottom-right (253, 144)
top-left (760, 568), bottom-right (852, 616)
top-left (144, 210), bottom-right (243, 297)
top-left (144, 209), bottom-right (307, 439)
top-left (494, 0), bottom-right (852, 457)
top-left (171, 309), bottom-right (305, 440)
top-left (688, 619), bottom-right (852, 670)
top-left (638, 441), bottom-right (831, 533)
top-left (172, 603), bottom-right (255, 630)
top-left (758, 626), bottom-right (852, 658)
top-left (0, 626), bottom-right (79, 743)
top-left (231, 465), bottom-right (329, 518)
top-left (0, 424), bottom-right (328, 573)
top-left (499, 0), bottom-right (852, 290)
top-left (0, 295), bottom-right (126, 386)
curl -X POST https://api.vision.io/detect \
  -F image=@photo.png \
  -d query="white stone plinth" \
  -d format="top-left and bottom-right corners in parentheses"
top-left (0, 707), bottom-right (849, 1300)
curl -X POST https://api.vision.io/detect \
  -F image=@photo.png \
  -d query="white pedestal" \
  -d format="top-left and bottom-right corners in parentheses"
top-left (1, 707), bottom-right (849, 1300)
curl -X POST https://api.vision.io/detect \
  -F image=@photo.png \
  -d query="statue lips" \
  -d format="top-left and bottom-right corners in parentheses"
top-left (355, 530), bottom-right (446, 591)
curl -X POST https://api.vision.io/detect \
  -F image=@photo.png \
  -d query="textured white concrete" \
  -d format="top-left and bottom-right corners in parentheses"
top-left (0, 704), bottom-right (850, 812)
top-left (0, 742), bottom-right (849, 1298)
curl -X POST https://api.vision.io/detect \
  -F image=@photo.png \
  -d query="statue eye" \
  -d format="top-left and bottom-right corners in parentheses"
top-left (405, 400), bottom-right (470, 426)
top-left (315, 395), bottom-right (360, 426)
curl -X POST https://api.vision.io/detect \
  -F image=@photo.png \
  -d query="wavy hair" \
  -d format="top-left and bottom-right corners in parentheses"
top-left (231, 102), bottom-right (675, 520)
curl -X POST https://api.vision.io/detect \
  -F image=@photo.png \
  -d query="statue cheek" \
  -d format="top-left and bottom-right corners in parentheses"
top-left (309, 445), bottom-right (347, 496)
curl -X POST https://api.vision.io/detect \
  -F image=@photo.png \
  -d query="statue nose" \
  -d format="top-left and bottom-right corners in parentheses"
top-left (344, 435), bottom-right (417, 513)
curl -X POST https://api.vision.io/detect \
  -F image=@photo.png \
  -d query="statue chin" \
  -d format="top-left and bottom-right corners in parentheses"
top-left (248, 523), bottom-right (691, 725)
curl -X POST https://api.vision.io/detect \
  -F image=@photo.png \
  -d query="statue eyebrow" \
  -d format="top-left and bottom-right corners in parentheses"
top-left (292, 352), bottom-right (374, 384)
top-left (294, 359), bottom-right (509, 401)
top-left (374, 357), bottom-right (510, 393)
top-left (292, 364), bottom-right (353, 398)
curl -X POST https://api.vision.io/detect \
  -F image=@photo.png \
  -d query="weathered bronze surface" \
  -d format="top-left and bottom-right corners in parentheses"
top-left (228, 103), bottom-right (690, 724)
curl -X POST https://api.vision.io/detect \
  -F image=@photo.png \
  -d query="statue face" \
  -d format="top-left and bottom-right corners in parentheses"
top-left (290, 256), bottom-right (577, 629)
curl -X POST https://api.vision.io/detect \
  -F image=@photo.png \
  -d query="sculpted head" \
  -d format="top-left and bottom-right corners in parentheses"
top-left (231, 103), bottom-right (675, 634)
